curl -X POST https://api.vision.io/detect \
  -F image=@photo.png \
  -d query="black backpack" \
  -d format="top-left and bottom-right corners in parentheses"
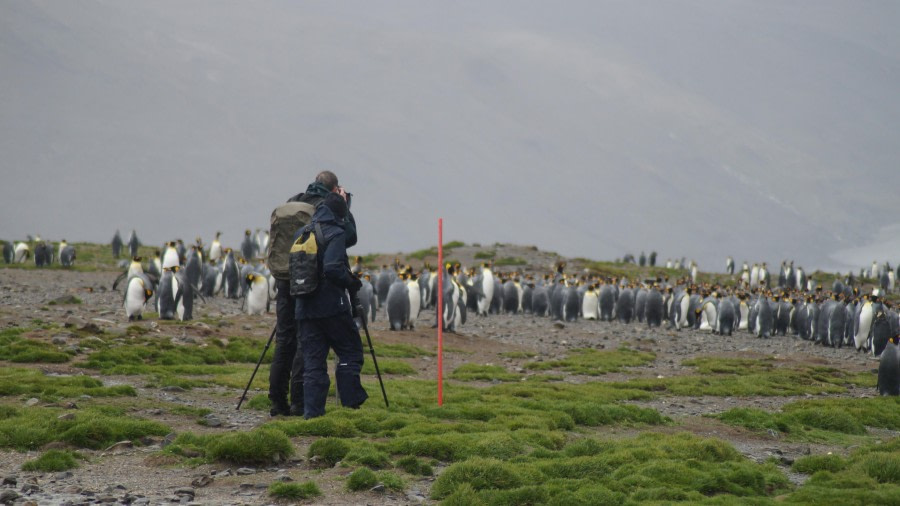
top-left (289, 222), bottom-right (325, 297)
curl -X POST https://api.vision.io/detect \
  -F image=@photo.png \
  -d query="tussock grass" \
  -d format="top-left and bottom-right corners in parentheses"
top-left (308, 437), bottom-right (352, 466)
top-left (0, 407), bottom-right (168, 450)
top-left (450, 364), bottom-right (521, 382)
top-left (0, 328), bottom-right (71, 363)
top-left (0, 368), bottom-right (136, 400)
top-left (269, 481), bottom-right (321, 500)
top-left (343, 444), bottom-right (391, 469)
top-left (165, 429), bottom-right (292, 465)
top-left (361, 359), bottom-right (415, 376)
top-left (346, 467), bottom-right (377, 490)
top-left (615, 357), bottom-right (855, 397)
top-left (21, 449), bottom-right (82, 471)
top-left (787, 438), bottom-right (900, 503)
top-left (375, 343), bottom-right (435, 358)
top-left (395, 455), bottom-right (433, 476)
top-left (524, 348), bottom-right (655, 376)
top-left (719, 397), bottom-right (900, 443)
top-left (432, 432), bottom-right (790, 502)
top-left (207, 429), bottom-right (293, 465)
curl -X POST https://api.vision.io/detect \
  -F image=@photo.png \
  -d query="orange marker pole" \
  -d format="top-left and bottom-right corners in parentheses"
top-left (437, 218), bottom-right (444, 406)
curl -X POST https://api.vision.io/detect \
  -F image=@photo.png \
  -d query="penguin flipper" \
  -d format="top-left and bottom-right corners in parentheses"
top-left (112, 271), bottom-right (127, 291)
top-left (191, 284), bottom-right (207, 304)
top-left (173, 285), bottom-right (184, 309)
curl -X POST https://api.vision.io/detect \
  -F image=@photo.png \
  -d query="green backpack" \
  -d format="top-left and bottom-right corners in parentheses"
top-left (266, 201), bottom-right (317, 281)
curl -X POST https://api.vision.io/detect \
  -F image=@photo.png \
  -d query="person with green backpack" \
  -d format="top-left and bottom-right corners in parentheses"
top-left (266, 171), bottom-right (357, 416)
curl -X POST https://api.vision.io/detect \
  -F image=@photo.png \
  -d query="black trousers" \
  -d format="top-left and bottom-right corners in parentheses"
top-left (299, 312), bottom-right (368, 418)
top-left (268, 279), bottom-right (303, 411)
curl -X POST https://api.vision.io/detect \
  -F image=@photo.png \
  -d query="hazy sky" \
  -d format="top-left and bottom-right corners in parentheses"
top-left (1, 1), bottom-right (898, 271)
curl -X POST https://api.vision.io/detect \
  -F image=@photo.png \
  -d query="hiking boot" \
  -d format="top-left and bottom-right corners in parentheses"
top-left (270, 403), bottom-right (290, 417)
top-left (289, 404), bottom-right (304, 417)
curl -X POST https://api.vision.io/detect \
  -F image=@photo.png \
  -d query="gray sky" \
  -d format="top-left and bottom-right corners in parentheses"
top-left (2, 1), bottom-right (898, 271)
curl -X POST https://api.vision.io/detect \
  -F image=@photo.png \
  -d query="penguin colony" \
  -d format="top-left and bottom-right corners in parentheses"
top-left (351, 256), bottom-right (900, 395)
top-left (4, 234), bottom-right (900, 394)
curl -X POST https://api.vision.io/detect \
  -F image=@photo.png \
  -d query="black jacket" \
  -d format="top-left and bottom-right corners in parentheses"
top-left (289, 183), bottom-right (357, 248)
top-left (294, 204), bottom-right (355, 321)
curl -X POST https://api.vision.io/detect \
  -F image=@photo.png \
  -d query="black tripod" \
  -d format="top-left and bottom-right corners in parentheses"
top-left (352, 292), bottom-right (389, 408)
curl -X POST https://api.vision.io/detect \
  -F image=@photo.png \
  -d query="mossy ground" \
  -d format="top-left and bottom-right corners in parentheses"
top-left (2, 244), bottom-right (897, 504)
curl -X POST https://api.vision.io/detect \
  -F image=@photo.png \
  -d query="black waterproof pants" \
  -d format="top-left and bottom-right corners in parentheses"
top-left (299, 312), bottom-right (368, 418)
top-left (268, 279), bottom-right (304, 414)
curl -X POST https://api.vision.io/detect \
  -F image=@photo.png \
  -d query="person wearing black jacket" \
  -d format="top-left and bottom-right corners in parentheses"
top-left (268, 171), bottom-right (357, 416)
top-left (295, 192), bottom-right (367, 418)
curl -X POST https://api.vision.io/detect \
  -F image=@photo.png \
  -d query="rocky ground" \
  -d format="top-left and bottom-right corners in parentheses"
top-left (0, 255), bottom-right (888, 505)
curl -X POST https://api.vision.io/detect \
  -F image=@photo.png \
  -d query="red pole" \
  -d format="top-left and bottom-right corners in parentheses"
top-left (437, 218), bottom-right (444, 406)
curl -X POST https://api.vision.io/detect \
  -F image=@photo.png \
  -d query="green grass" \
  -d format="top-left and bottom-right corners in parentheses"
top-left (0, 242), bottom-right (159, 272)
top-left (361, 358), bottom-right (415, 376)
top-left (499, 351), bottom-right (537, 359)
top-left (524, 348), bottom-right (656, 376)
top-left (612, 357), bottom-right (860, 397)
top-left (163, 428), bottom-right (293, 465)
top-left (0, 368), bottom-right (136, 401)
top-left (430, 431), bottom-right (791, 502)
top-left (395, 455), bottom-right (433, 476)
top-left (374, 343), bottom-right (436, 358)
top-left (450, 364), bottom-right (522, 382)
top-left (786, 439), bottom-right (900, 504)
top-left (309, 437), bottom-right (352, 466)
top-left (0, 327), bottom-right (71, 363)
top-left (474, 250), bottom-right (495, 260)
top-left (21, 449), bottom-right (82, 471)
top-left (347, 467), bottom-right (377, 490)
top-left (494, 257), bottom-right (527, 266)
top-left (269, 481), bottom-right (321, 500)
top-left (0, 407), bottom-right (169, 450)
top-left (718, 397), bottom-right (900, 443)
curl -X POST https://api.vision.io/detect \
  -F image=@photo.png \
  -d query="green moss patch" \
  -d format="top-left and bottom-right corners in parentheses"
top-left (164, 428), bottom-right (292, 465)
top-left (787, 439), bottom-right (900, 503)
top-left (432, 432), bottom-right (790, 502)
top-left (450, 364), bottom-right (521, 382)
top-left (21, 449), bottom-right (82, 471)
top-left (719, 397), bottom-right (900, 443)
top-left (269, 481), bottom-right (321, 500)
top-left (0, 328), bottom-right (71, 363)
top-left (0, 407), bottom-right (168, 450)
top-left (525, 348), bottom-right (655, 376)
top-left (0, 368), bottom-right (136, 400)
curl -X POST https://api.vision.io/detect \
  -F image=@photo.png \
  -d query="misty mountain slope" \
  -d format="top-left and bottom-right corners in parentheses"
top-left (1, 1), bottom-right (897, 270)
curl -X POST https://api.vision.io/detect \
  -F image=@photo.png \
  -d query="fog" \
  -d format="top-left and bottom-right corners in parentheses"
top-left (2, 1), bottom-right (898, 272)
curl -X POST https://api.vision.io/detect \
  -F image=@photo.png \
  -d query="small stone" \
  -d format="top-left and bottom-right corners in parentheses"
top-left (79, 394), bottom-right (92, 400)
top-left (1, 475), bottom-right (16, 486)
top-left (274, 475), bottom-right (292, 483)
top-left (766, 429), bottom-right (779, 438)
top-left (553, 322), bottom-right (565, 329)
top-left (190, 476), bottom-right (213, 488)
top-left (97, 495), bottom-right (117, 503)
top-left (51, 336), bottom-right (68, 345)
top-left (173, 487), bottom-right (195, 498)
top-left (57, 413), bottom-right (76, 421)
top-left (236, 468), bottom-right (255, 476)
top-left (149, 409), bottom-right (163, 415)
top-left (20, 483), bottom-right (40, 494)
top-left (181, 449), bottom-right (201, 458)
top-left (63, 401), bottom-right (78, 409)
top-left (54, 471), bottom-right (74, 480)
top-left (780, 456), bottom-right (795, 466)
top-left (162, 386), bottom-right (186, 393)
top-left (0, 490), bottom-right (21, 504)
top-left (202, 414), bottom-right (222, 428)
top-left (24, 398), bottom-right (40, 407)
top-left (370, 484), bottom-right (386, 493)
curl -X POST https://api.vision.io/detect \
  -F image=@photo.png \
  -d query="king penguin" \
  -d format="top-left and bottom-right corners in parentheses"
top-left (157, 267), bottom-right (176, 320)
top-left (531, 284), bottom-right (549, 317)
top-left (124, 273), bottom-right (154, 321)
top-left (644, 286), bottom-right (664, 327)
top-left (59, 240), bottom-right (76, 268)
top-left (406, 273), bottom-right (421, 329)
top-left (2, 240), bottom-right (13, 264)
top-left (475, 264), bottom-right (494, 317)
top-left (854, 296), bottom-right (873, 352)
top-left (162, 242), bottom-right (180, 270)
top-left (208, 232), bottom-right (223, 263)
top-left (877, 337), bottom-right (900, 396)
top-left (582, 285), bottom-right (600, 320)
top-left (222, 249), bottom-right (241, 299)
top-left (111, 230), bottom-right (123, 259)
top-left (244, 273), bottom-right (270, 315)
top-left (127, 230), bottom-right (140, 258)
top-left (386, 275), bottom-right (410, 331)
top-left (172, 266), bottom-right (196, 321)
